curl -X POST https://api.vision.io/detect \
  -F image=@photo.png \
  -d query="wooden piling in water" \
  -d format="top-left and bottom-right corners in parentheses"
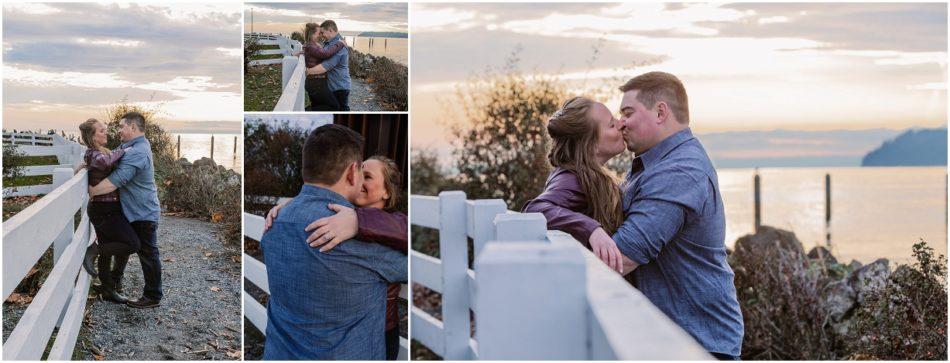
top-left (176, 135), bottom-right (180, 158)
top-left (825, 173), bottom-right (832, 247)
top-left (233, 136), bottom-right (237, 159)
top-left (210, 135), bottom-right (215, 160)
top-left (754, 169), bottom-right (761, 233)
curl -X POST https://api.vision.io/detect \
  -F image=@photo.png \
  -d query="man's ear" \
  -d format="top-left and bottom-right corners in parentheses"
top-left (655, 101), bottom-right (669, 124)
top-left (346, 162), bottom-right (360, 186)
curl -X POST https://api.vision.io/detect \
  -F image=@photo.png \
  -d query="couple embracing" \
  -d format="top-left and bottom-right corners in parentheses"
top-left (293, 20), bottom-right (351, 111)
top-left (260, 124), bottom-right (407, 360)
top-left (78, 112), bottom-right (162, 309)
top-left (524, 72), bottom-right (744, 360)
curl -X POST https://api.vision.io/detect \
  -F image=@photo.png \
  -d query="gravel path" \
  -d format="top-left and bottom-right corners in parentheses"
top-left (349, 79), bottom-right (384, 111)
top-left (76, 216), bottom-right (242, 360)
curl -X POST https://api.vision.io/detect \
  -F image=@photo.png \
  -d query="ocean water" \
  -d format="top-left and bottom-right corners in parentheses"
top-left (171, 133), bottom-right (242, 173)
top-left (718, 166), bottom-right (947, 264)
top-left (345, 36), bottom-right (407, 65)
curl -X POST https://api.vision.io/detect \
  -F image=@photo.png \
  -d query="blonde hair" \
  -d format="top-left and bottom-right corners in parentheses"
top-left (547, 97), bottom-right (623, 234)
top-left (368, 155), bottom-right (401, 211)
top-left (79, 118), bottom-right (109, 153)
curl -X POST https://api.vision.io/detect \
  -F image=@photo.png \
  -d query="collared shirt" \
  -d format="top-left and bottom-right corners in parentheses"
top-left (612, 128), bottom-right (744, 356)
top-left (261, 185), bottom-right (407, 360)
top-left (320, 34), bottom-right (351, 92)
top-left (106, 135), bottom-right (160, 222)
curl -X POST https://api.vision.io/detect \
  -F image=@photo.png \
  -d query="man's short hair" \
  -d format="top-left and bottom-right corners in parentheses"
top-left (302, 124), bottom-right (364, 185)
top-left (319, 20), bottom-right (338, 32)
top-left (619, 71), bottom-right (690, 124)
top-left (120, 111), bottom-right (146, 131)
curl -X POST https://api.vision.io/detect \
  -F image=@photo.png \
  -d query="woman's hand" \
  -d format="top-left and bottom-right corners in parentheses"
top-left (589, 227), bottom-right (624, 274)
top-left (305, 203), bottom-right (358, 252)
top-left (263, 198), bottom-right (293, 232)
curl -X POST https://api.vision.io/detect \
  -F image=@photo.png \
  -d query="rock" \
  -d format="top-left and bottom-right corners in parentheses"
top-left (848, 258), bottom-right (890, 305)
top-left (734, 226), bottom-right (806, 257)
top-left (849, 260), bottom-right (863, 272)
top-left (808, 246), bottom-right (838, 265)
top-left (821, 279), bottom-right (855, 322)
top-left (192, 157), bottom-right (217, 169)
top-left (176, 158), bottom-right (192, 168)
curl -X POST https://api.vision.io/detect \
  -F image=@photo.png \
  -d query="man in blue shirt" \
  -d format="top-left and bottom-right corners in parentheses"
top-left (306, 20), bottom-right (351, 111)
top-left (261, 124), bottom-right (406, 360)
top-left (590, 72), bottom-right (744, 359)
top-left (89, 111), bottom-right (163, 309)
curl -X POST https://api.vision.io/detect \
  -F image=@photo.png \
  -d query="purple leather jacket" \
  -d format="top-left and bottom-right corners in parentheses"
top-left (355, 208), bottom-right (407, 332)
top-left (84, 148), bottom-right (125, 202)
top-left (522, 167), bottom-right (602, 248)
top-left (303, 40), bottom-right (345, 69)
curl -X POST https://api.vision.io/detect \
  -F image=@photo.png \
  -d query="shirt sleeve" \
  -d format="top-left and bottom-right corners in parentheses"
top-left (106, 148), bottom-right (145, 188)
top-left (611, 166), bottom-right (708, 264)
top-left (522, 171), bottom-right (602, 246)
top-left (319, 47), bottom-right (344, 70)
top-left (355, 209), bottom-right (408, 254)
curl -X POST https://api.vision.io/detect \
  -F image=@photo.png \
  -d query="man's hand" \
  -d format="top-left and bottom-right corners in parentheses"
top-left (88, 178), bottom-right (117, 197)
top-left (589, 227), bottom-right (624, 273)
top-left (305, 204), bottom-right (358, 252)
top-left (263, 198), bottom-right (293, 233)
top-left (306, 64), bottom-right (328, 75)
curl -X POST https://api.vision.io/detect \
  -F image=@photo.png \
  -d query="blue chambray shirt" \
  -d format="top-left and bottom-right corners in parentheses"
top-left (261, 185), bottom-right (407, 360)
top-left (106, 135), bottom-right (161, 223)
top-left (612, 128), bottom-right (744, 357)
top-left (321, 34), bottom-right (351, 92)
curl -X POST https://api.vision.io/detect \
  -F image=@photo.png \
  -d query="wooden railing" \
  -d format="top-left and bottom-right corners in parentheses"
top-left (273, 55), bottom-right (307, 112)
top-left (2, 167), bottom-right (94, 360)
top-left (3, 133), bottom-right (84, 197)
top-left (245, 33), bottom-right (302, 66)
top-left (410, 191), bottom-right (713, 360)
top-left (242, 212), bottom-right (409, 359)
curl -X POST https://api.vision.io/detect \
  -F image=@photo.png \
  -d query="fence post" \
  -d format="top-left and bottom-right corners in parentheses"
top-left (467, 200), bottom-right (508, 259)
top-left (296, 57), bottom-right (306, 111)
top-left (753, 169), bottom-right (761, 233)
top-left (825, 173), bottom-right (832, 247)
top-left (281, 56), bottom-right (297, 90)
top-left (438, 191), bottom-right (471, 359)
top-left (494, 213), bottom-right (548, 242)
top-left (475, 242), bottom-right (588, 359)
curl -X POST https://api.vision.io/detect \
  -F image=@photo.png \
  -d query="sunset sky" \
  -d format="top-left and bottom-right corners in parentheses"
top-left (244, 2), bottom-right (408, 36)
top-left (3, 2), bottom-right (242, 134)
top-left (411, 3), bottom-right (947, 164)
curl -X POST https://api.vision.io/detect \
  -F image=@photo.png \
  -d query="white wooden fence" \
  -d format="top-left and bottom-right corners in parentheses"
top-left (3, 132), bottom-right (85, 197)
top-left (2, 165), bottom-right (95, 360)
top-left (274, 55), bottom-right (307, 112)
top-left (243, 213), bottom-right (410, 359)
top-left (245, 33), bottom-right (302, 66)
top-left (410, 191), bottom-right (714, 360)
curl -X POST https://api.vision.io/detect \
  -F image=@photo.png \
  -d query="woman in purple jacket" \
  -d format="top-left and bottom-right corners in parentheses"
top-left (78, 118), bottom-right (140, 303)
top-left (522, 96), bottom-right (629, 273)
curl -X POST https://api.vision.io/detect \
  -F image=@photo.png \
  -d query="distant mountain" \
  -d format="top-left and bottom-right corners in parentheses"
top-left (861, 128), bottom-right (948, 166)
top-left (356, 31), bottom-right (408, 38)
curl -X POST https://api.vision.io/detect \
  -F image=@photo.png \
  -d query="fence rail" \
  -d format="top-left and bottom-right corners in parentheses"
top-left (242, 213), bottom-right (409, 359)
top-left (3, 165), bottom-right (94, 360)
top-left (409, 191), bottom-right (713, 360)
top-left (245, 33), bottom-right (301, 66)
top-left (3, 132), bottom-right (84, 197)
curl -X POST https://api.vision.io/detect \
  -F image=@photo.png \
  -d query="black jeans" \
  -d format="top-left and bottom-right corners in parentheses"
top-left (385, 327), bottom-right (399, 360)
top-left (305, 77), bottom-right (338, 111)
top-left (333, 89), bottom-right (350, 111)
top-left (118, 220), bottom-right (162, 300)
top-left (88, 202), bottom-right (140, 287)
top-left (711, 352), bottom-right (740, 360)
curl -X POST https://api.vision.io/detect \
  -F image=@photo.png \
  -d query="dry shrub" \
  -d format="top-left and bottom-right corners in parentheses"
top-left (162, 161), bottom-right (241, 245)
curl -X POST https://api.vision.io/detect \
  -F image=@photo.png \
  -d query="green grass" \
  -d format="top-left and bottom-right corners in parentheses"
top-left (244, 64), bottom-right (283, 111)
top-left (16, 155), bottom-right (59, 166)
top-left (249, 53), bottom-right (284, 61)
top-left (4, 174), bottom-right (52, 187)
top-left (258, 44), bottom-right (280, 50)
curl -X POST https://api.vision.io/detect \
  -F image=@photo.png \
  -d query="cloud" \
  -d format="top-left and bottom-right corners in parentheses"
top-left (4, 65), bottom-right (134, 89)
top-left (245, 2), bottom-right (407, 34)
top-left (3, 3), bottom-right (61, 15)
